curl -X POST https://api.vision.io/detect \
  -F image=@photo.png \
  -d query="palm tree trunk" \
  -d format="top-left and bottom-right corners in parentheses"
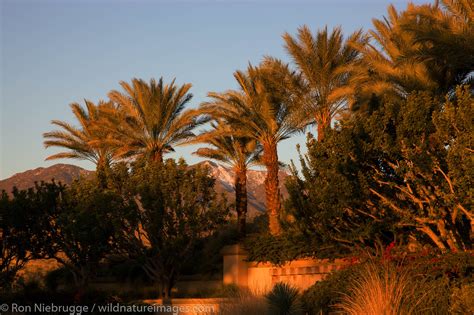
top-left (96, 155), bottom-right (109, 189)
top-left (316, 113), bottom-right (331, 141)
top-left (263, 142), bottom-right (281, 236)
top-left (152, 150), bottom-right (164, 164)
top-left (234, 166), bottom-right (248, 237)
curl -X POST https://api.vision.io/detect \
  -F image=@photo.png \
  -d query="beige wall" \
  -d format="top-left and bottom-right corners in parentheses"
top-left (222, 245), bottom-right (345, 295)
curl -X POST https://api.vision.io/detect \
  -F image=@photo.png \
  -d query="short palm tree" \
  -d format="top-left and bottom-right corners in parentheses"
top-left (283, 26), bottom-right (367, 141)
top-left (200, 59), bottom-right (304, 235)
top-left (43, 100), bottom-right (116, 186)
top-left (191, 121), bottom-right (262, 236)
top-left (106, 77), bottom-right (206, 164)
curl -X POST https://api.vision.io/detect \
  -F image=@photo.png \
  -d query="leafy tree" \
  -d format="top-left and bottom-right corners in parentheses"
top-left (190, 121), bottom-right (262, 236)
top-left (40, 178), bottom-right (136, 289)
top-left (1, 183), bottom-right (64, 291)
top-left (43, 100), bottom-right (117, 187)
top-left (284, 131), bottom-right (398, 258)
top-left (122, 159), bottom-right (228, 299)
top-left (283, 26), bottom-right (367, 140)
top-left (106, 78), bottom-right (207, 163)
top-left (200, 59), bottom-right (303, 235)
top-left (285, 87), bottom-right (473, 253)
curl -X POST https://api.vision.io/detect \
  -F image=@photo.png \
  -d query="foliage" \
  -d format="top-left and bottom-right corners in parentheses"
top-left (190, 121), bottom-right (263, 236)
top-left (351, 1), bottom-right (473, 106)
top-left (0, 182), bottom-right (64, 291)
top-left (285, 87), bottom-right (473, 255)
top-left (43, 100), bottom-right (117, 186)
top-left (122, 158), bottom-right (229, 298)
top-left (105, 77), bottom-right (207, 163)
top-left (181, 224), bottom-right (240, 276)
top-left (199, 58), bottom-right (304, 235)
top-left (301, 263), bottom-right (361, 315)
top-left (218, 288), bottom-right (268, 315)
top-left (400, 0), bottom-right (474, 93)
top-left (44, 267), bottom-right (74, 292)
top-left (337, 262), bottom-right (423, 315)
top-left (283, 25), bottom-right (367, 140)
top-left (40, 177), bottom-right (136, 289)
top-left (450, 283), bottom-right (474, 314)
top-left (243, 232), bottom-right (318, 265)
top-left (301, 251), bottom-right (474, 315)
top-left (266, 282), bottom-right (304, 315)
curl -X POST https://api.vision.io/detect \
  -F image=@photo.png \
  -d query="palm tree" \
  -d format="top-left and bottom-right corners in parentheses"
top-left (283, 26), bottom-right (366, 141)
top-left (106, 77), bottom-right (206, 164)
top-left (400, 0), bottom-right (474, 93)
top-left (350, 3), bottom-right (457, 105)
top-left (191, 121), bottom-right (262, 236)
top-left (200, 59), bottom-right (304, 235)
top-left (43, 100), bottom-right (117, 186)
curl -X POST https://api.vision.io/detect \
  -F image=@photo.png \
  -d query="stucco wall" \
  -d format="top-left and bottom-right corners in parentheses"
top-left (222, 245), bottom-right (345, 295)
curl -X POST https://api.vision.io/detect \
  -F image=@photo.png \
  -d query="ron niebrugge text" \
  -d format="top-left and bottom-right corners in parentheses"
top-left (3, 303), bottom-right (216, 314)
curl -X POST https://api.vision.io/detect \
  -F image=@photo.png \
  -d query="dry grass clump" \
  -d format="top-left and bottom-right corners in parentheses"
top-left (218, 287), bottom-right (267, 315)
top-left (337, 262), bottom-right (429, 315)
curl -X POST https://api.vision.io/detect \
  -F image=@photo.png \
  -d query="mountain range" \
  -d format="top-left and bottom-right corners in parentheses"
top-left (0, 162), bottom-right (289, 217)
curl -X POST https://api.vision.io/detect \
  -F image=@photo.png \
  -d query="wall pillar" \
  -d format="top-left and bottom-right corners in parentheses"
top-left (221, 244), bottom-right (248, 288)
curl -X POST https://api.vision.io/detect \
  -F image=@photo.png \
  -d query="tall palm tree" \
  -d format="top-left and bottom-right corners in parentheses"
top-left (350, 4), bottom-right (451, 105)
top-left (43, 100), bottom-right (117, 186)
top-left (283, 26), bottom-right (366, 141)
top-left (106, 77), bottom-right (206, 164)
top-left (400, 0), bottom-right (474, 93)
top-left (200, 59), bottom-right (304, 235)
top-left (191, 121), bottom-right (262, 236)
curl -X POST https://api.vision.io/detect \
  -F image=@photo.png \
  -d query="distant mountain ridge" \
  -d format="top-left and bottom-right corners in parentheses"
top-left (0, 162), bottom-right (289, 217)
top-left (0, 164), bottom-right (93, 193)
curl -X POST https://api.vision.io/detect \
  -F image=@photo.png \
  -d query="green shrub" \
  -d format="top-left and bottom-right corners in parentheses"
top-left (266, 282), bottom-right (303, 315)
top-left (301, 263), bottom-right (362, 315)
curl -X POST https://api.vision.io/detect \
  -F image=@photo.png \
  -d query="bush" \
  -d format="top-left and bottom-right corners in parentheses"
top-left (301, 252), bottom-right (474, 315)
top-left (301, 263), bottom-right (362, 315)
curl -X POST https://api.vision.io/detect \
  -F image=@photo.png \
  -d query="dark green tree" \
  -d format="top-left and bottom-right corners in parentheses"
top-left (41, 178), bottom-right (136, 289)
top-left (285, 86), bottom-right (472, 255)
top-left (0, 182), bottom-right (64, 291)
top-left (123, 159), bottom-right (229, 299)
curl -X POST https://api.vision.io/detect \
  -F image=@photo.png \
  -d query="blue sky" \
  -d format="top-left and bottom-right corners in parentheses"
top-left (1, 0), bottom-right (426, 179)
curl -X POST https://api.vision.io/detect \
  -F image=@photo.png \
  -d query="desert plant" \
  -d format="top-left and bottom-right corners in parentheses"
top-left (266, 282), bottom-right (304, 315)
top-left (450, 283), bottom-right (474, 314)
top-left (337, 262), bottom-right (429, 315)
top-left (219, 288), bottom-right (268, 315)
